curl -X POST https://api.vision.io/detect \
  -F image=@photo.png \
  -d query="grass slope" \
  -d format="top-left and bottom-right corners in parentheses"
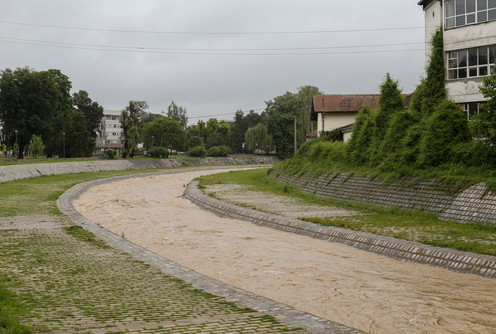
top-left (198, 169), bottom-right (496, 256)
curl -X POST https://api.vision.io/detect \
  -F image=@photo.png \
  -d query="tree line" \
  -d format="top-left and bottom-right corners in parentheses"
top-left (292, 28), bottom-right (496, 175)
top-left (0, 64), bottom-right (321, 159)
top-left (0, 68), bottom-right (104, 159)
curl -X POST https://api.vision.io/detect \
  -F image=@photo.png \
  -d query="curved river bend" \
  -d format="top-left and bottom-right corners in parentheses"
top-left (73, 169), bottom-right (496, 333)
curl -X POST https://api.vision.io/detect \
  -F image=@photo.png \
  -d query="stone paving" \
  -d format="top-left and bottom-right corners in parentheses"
top-left (0, 219), bottom-right (313, 334)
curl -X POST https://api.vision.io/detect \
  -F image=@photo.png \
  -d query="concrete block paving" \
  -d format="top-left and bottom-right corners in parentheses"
top-left (0, 226), bottom-right (307, 334)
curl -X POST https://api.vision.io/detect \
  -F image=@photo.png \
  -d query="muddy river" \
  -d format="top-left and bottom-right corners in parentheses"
top-left (73, 169), bottom-right (496, 333)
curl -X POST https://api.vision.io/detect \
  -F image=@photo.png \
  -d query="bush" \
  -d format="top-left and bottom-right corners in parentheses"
top-left (418, 100), bottom-right (471, 168)
top-left (299, 140), bottom-right (347, 165)
top-left (453, 141), bottom-right (496, 168)
top-left (206, 145), bottom-right (230, 157)
top-left (320, 128), bottom-right (343, 142)
top-left (105, 149), bottom-right (117, 159)
top-left (147, 146), bottom-right (169, 159)
top-left (188, 145), bottom-right (207, 157)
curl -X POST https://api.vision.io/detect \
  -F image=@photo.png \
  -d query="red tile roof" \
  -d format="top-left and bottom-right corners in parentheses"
top-left (312, 94), bottom-right (381, 113)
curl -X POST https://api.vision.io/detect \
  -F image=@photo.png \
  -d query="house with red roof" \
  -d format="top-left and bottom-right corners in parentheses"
top-left (311, 94), bottom-right (381, 141)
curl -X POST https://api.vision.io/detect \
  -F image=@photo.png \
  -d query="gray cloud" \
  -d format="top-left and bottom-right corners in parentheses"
top-left (0, 0), bottom-right (426, 123)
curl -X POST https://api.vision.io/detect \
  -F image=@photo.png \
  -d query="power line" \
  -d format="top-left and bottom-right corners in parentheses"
top-left (0, 20), bottom-right (424, 35)
top-left (0, 35), bottom-right (424, 51)
top-left (0, 36), bottom-right (425, 56)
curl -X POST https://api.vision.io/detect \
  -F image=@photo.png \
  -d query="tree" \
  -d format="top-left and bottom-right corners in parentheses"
top-left (165, 101), bottom-right (188, 129)
top-left (142, 116), bottom-right (186, 152)
top-left (120, 101), bottom-right (148, 158)
top-left (64, 110), bottom-right (94, 158)
top-left (205, 118), bottom-right (232, 148)
top-left (417, 100), bottom-right (471, 167)
top-left (72, 90), bottom-right (104, 139)
top-left (346, 105), bottom-right (377, 166)
top-left (410, 28), bottom-right (446, 117)
top-left (296, 85), bottom-right (322, 143)
top-left (370, 73), bottom-right (405, 165)
top-left (377, 111), bottom-right (418, 171)
top-left (0, 67), bottom-right (62, 158)
top-left (265, 92), bottom-right (300, 159)
top-left (472, 61), bottom-right (496, 150)
top-left (244, 123), bottom-right (274, 154)
top-left (231, 110), bottom-right (247, 153)
top-left (29, 134), bottom-right (45, 158)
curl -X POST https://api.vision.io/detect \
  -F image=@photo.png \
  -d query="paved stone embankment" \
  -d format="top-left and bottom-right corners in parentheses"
top-left (274, 170), bottom-right (496, 225)
top-left (184, 181), bottom-right (496, 279)
top-left (0, 156), bottom-right (279, 183)
top-left (58, 170), bottom-right (361, 334)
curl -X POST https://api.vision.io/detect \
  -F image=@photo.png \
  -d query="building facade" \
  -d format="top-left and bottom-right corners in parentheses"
top-left (97, 110), bottom-right (124, 151)
top-left (312, 94), bottom-right (381, 141)
top-left (419, 0), bottom-right (496, 120)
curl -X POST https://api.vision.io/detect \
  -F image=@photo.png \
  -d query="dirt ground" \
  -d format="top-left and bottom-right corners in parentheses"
top-left (73, 169), bottom-right (496, 334)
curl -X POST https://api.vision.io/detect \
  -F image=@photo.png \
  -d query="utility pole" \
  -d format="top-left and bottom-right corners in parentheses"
top-left (294, 116), bottom-right (297, 155)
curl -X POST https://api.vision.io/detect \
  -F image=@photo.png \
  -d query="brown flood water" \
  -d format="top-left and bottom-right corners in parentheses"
top-left (73, 169), bottom-right (496, 334)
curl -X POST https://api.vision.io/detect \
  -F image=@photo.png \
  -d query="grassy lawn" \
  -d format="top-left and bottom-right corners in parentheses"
top-left (198, 168), bottom-right (496, 256)
top-left (0, 167), bottom-right (302, 333)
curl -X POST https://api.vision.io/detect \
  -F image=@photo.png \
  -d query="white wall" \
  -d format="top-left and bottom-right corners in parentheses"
top-left (317, 113), bottom-right (357, 134)
top-left (444, 20), bottom-right (496, 104)
top-left (424, 0), bottom-right (443, 61)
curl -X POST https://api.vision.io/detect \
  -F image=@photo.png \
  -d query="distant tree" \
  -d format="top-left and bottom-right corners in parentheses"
top-left (0, 67), bottom-right (61, 158)
top-left (142, 115), bottom-right (185, 152)
top-left (296, 85), bottom-right (322, 143)
top-left (205, 118), bottom-right (232, 148)
top-left (29, 135), bottom-right (45, 158)
top-left (245, 123), bottom-right (274, 154)
top-left (64, 110), bottom-right (94, 157)
top-left (120, 110), bottom-right (136, 158)
top-left (72, 90), bottom-right (104, 138)
top-left (231, 110), bottom-right (247, 153)
top-left (165, 101), bottom-right (188, 128)
top-left (265, 91), bottom-right (300, 159)
top-left (120, 100), bottom-right (148, 158)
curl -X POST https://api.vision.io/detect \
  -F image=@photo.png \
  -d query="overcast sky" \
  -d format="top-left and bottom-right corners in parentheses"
top-left (0, 0), bottom-right (426, 124)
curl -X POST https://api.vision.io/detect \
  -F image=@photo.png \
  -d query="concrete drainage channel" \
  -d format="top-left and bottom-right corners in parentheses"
top-left (58, 168), bottom-right (362, 334)
top-left (184, 181), bottom-right (496, 280)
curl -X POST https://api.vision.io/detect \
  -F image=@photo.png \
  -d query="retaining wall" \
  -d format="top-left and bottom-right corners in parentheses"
top-left (274, 170), bottom-right (496, 225)
top-left (184, 181), bottom-right (496, 279)
top-left (0, 156), bottom-right (279, 184)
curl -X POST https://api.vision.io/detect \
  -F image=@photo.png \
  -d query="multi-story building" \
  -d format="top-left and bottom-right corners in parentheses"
top-left (97, 110), bottom-right (124, 151)
top-left (418, 0), bottom-right (496, 120)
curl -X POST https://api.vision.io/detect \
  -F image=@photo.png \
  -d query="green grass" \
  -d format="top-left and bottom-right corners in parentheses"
top-left (0, 278), bottom-right (32, 334)
top-left (275, 154), bottom-right (496, 194)
top-left (198, 169), bottom-right (496, 256)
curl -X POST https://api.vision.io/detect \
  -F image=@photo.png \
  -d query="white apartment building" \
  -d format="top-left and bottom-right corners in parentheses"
top-left (419, 0), bottom-right (496, 120)
top-left (97, 110), bottom-right (124, 150)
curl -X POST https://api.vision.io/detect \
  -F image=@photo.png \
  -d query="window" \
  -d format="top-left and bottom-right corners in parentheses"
top-left (463, 102), bottom-right (486, 120)
top-left (448, 44), bottom-right (496, 79)
top-left (446, 0), bottom-right (496, 28)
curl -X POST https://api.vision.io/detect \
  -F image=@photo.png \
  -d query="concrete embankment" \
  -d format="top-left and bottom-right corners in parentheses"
top-left (184, 180), bottom-right (496, 279)
top-left (0, 156), bottom-right (279, 183)
top-left (274, 170), bottom-right (496, 226)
